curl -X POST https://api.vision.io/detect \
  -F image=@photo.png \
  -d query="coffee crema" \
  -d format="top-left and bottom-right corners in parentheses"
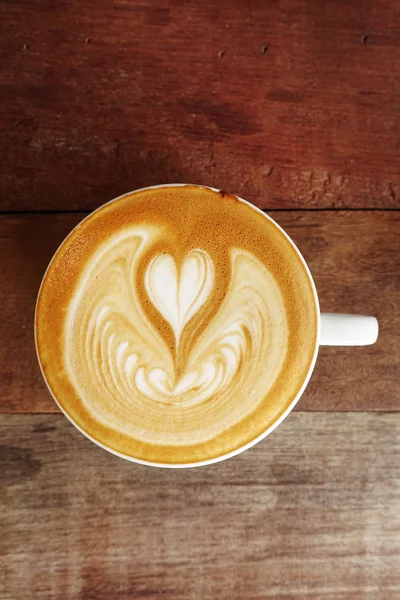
top-left (36, 185), bottom-right (317, 464)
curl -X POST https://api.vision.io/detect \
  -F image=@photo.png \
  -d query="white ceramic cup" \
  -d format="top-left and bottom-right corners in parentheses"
top-left (35, 184), bottom-right (379, 468)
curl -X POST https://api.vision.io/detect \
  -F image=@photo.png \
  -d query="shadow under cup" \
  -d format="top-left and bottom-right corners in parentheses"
top-left (35, 184), bottom-right (319, 467)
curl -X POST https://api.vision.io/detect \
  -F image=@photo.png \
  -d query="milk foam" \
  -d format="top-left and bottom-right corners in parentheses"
top-left (65, 225), bottom-right (289, 445)
top-left (145, 249), bottom-right (214, 346)
top-left (36, 185), bottom-right (317, 463)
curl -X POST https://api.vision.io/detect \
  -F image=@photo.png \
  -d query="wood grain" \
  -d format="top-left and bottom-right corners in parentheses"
top-left (1, 210), bottom-right (398, 413)
top-left (1, 413), bottom-right (399, 599)
top-left (1, 0), bottom-right (400, 211)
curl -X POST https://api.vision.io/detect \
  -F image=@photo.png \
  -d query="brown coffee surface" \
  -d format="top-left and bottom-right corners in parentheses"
top-left (36, 185), bottom-right (317, 464)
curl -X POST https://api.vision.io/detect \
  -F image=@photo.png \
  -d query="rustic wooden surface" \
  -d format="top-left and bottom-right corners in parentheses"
top-left (1, 0), bottom-right (400, 597)
top-left (1, 413), bottom-right (399, 599)
top-left (1, 211), bottom-right (398, 413)
top-left (1, 0), bottom-right (400, 211)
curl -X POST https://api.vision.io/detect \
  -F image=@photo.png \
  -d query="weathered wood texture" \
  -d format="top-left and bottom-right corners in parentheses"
top-left (1, 210), bottom-right (398, 413)
top-left (1, 0), bottom-right (400, 211)
top-left (1, 413), bottom-right (399, 599)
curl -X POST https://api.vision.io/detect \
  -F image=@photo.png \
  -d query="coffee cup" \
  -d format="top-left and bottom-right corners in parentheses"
top-left (35, 184), bottom-right (378, 467)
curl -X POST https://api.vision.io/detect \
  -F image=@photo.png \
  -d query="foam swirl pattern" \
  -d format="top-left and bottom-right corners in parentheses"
top-left (65, 226), bottom-right (288, 446)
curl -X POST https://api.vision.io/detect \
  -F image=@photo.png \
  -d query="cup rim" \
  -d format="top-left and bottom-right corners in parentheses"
top-left (35, 183), bottom-right (321, 468)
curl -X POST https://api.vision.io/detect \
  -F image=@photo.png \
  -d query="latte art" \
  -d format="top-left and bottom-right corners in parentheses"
top-left (36, 185), bottom-right (317, 463)
top-left (145, 248), bottom-right (214, 348)
top-left (66, 227), bottom-right (288, 445)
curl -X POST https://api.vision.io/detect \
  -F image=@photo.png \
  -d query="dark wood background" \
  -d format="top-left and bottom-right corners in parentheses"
top-left (1, 0), bottom-right (399, 598)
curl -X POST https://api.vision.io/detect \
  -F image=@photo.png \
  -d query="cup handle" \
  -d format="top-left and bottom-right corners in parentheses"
top-left (320, 313), bottom-right (379, 346)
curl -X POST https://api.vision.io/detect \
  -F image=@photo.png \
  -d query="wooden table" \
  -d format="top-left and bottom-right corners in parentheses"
top-left (1, 1), bottom-right (399, 598)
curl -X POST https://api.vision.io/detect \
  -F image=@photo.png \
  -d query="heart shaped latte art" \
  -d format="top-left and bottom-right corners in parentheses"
top-left (65, 225), bottom-right (288, 447)
top-left (144, 250), bottom-right (214, 346)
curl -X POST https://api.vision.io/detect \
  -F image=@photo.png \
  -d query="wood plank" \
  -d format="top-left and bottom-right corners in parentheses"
top-left (1, 413), bottom-right (399, 599)
top-left (1, 0), bottom-right (400, 211)
top-left (1, 210), bottom-right (399, 413)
